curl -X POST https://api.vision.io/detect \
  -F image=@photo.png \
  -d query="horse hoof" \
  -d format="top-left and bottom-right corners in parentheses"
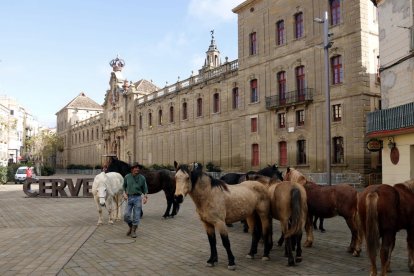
top-left (320, 229), bottom-right (326, 233)
top-left (227, 265), bottom-right (236, 270)
top-left (97, 222), bottom-right (102, 226)
top-left (295, 257), bottom-right (302, 263)
top-left (352, 250), bottom-right (361, 257)
top-left (245, 254), bottom-right (254, 259)
top-left (261, 256), bottom-right (269, 261)
top-left (304, 241), bottom-right (312, 247)
top-left (206, 262), bottom-right (217, 267)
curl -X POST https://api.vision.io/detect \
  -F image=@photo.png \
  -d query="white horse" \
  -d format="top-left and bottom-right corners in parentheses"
top-left (92, 172), bottom-right (124, 225)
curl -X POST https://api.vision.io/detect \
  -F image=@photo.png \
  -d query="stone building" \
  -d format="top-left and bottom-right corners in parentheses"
top-left (367, 0), bottom-right (414, 183)
top-left (57, 0), bottom-right (381, 182)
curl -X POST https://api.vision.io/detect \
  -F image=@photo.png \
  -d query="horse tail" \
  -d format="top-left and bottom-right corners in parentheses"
top-left (365, 191), bottom-right (380, 258)
top-left (285, 187), bottom-right (303, 237)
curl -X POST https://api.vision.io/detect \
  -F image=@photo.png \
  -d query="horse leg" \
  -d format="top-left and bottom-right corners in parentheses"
top-left (344, 213), bottom-right (360, 256)
top-left (216, 221), bottom-right (236, 270)
top-left (313, 216), bottom-right (318, 230)
top-left (284, 236), bottom-right (295, 266)
top-left (258, 212), bottom-right (272, 260)
top-left (107, 197), bottom-right (114, 224)
top-left (245, 215), bottom-right (259, 259)
top-left (162, 190), bottom-right (173, 218)
top-left (295, 232), bottom-right (303, 263)
top-left (171, 198), bottom-right (180, 217)
top-left (203, 222), bottom-right (218, 267)
top-left (319, 218), bottom-right (326, 232)
top-left (94, 196), bottom-right (103, 225)
top-left (380, 231), bottom-right (396, 275)
top-left (304, 213), bottom-right (314, 247)
top-left (277, 232), bottom-right (285, 247)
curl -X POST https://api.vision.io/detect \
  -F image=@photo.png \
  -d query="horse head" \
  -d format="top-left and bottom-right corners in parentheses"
top-left (284, 167), bottom-right (307, 185)
top-left (257, 163), bottom-right (284, 181)
top-left (93, 172), bottom-right (109, 207)
top-left (107, 156), bottom-right (131, 177)
top-left (174, 161), bottom-right (204, 203)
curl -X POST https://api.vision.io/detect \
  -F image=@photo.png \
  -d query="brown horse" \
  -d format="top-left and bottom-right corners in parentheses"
top-left (284, 167), bottom-right (361, 256)
top-left (174, 161), bottom-right (272, 270)
top-left (246, 174), bottom-right (307, 266)
top-left (358, 180), bottom-right (414, 276)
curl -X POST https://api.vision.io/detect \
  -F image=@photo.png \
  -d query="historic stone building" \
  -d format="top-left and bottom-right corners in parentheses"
top-left (57, 0), bottom-right (381, 182)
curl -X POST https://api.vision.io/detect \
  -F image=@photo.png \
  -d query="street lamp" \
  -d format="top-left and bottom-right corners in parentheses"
top-left (314, 11), bottom-right (333, 185)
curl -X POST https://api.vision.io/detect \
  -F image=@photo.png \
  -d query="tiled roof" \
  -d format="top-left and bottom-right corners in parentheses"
top-left (59, 92), bottom-right (103, 112)
top-left (133, 79), bottom-right (159, 94)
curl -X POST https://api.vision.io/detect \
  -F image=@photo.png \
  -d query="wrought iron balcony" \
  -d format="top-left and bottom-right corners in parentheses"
top-left (265, 88), bottom-right (314, 110)
top-left (366, 102), bottom-right (414, 135)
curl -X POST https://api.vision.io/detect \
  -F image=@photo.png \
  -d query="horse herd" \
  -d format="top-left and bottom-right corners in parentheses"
top-left (91, 158), bottom-right (414, 276)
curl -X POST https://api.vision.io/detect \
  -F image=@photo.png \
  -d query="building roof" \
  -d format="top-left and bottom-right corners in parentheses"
top-left (133, 79), bottom-right (159, 94)
top-left (56, 92), bottom-right (103, 114)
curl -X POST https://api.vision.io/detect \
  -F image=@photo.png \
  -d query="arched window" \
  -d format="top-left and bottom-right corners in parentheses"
top-left (297, 139), bottom-right (306, 165)
top-left (148, 112), bottom-right (152, 128)
top-left (331, 55), bottom-right (343, 84)
top-left (294, 12), bottom-right (304, 39)
top-left (252, 143), bottom-right (259, 166)
top-left (232, 87), bottom-right (239, 109)
top-left (249, 32), bottom-right (257, 55)
top-left (169, 106), bottom-right (174, 123)
top-left (158, 109), bottom-right (163, 125)
top-left (213, 93), bottom-right (220, 113)
top-left (182, 102), bottom-right (188, 120)
top-left (197, 98), bottom-right (203, 117)
top-left (276, 20), bottom-right (285, 45)
top-left (250, 79), bottom-right (258, 103)
top-left (330, 0), bottom-right (341, 25)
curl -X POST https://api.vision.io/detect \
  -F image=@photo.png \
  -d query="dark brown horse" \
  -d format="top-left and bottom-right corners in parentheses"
top-left (220, 164), bottom-right (284, 184)
top-left (284, 167), bottom-right (361, 256)
top-left (107, 157), bottom-right (180, 218)
top-left (358, 180), bottom-right (414, 276)
top-left (174, 161), bottom-right (272, 270)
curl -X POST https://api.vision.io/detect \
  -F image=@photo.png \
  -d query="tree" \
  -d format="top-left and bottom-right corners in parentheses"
top-left (25, 130), bottom-right (63, 168)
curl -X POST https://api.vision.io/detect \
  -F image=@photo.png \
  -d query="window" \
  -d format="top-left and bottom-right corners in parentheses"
top-left (294, 12), bottom-right (304, 39)
top-left (297, 140), bottom-right (306, 165)
top-left (278, 113), bottom-right (286, 128)
top-left (197, 98), bottom-right (203, 117)
top-left (148, 112), bottom-right (152, 128)
top-left (250, 79), bottom-right (258, 103)
top-left (332, 104), bottom-right (342, 122)
top-left (278, 71), bottom-right (286, 105)
top-left (182, 102), bottom-right (188, 120)
top-left (276, 20), bottom-right (285, 45)
top-left (251, 117), bottom-right (258, 132)
top-left (296, 66), bottom-right (305, 101)
top-left (96, 127), bottom-right (99, 139)
top-left (331, 55), bottom-right (343, 84)
top-left (139, 114), bottom-right (142, 130)
top-left (330, 0), bottom-right (341, 25)
top-left (10, 110), bottom-right (14, 115)
top-left (252, 143), bottom-right (259, 166)
top-left (213, 93), bottom-right (220, 113)
top-left (158, 109), bottom-right (163, 125)
top-left (169, 106), bottom-right (174, 123)
top-left (279, 141), bottom-right (288, 166)
top-left (249, 32), bottom-right (257, 55)
top-left (333, 136), bottom-right (344, 164)
top-left (296, 110), bottom-right (305, 126)
top-left (232, 87), bottom-right (239, 109)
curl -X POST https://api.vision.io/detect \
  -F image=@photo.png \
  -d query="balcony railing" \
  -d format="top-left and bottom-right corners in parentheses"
top-left (366, 102), bottom-right (414, 134)
top-left (265, 88), bottom-right (314, 110)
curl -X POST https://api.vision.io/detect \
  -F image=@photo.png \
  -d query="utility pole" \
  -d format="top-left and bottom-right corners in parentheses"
top-left (315, 11), bottom-right (333, 185)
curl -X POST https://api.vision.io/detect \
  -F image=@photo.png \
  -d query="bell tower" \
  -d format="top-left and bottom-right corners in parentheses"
top-left (203, 30), bottom-right (221, 70)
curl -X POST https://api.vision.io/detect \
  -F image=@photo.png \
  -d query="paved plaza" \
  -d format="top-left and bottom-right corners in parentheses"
top-left (0, 177), bottom-right (412, 276)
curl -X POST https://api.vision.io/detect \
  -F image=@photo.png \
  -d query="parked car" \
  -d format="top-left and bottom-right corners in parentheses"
top-left (14, 166), bottom-right (36, 184)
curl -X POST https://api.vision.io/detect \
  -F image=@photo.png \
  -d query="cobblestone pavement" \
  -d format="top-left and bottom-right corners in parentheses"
top-left (0, 178), bottom-right (412, 276)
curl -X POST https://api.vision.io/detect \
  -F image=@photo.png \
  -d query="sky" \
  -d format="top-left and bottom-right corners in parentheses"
top-left (0, 0), bottom-right (244, 128)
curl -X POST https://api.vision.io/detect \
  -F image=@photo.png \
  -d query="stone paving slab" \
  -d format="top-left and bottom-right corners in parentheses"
top-left (0, 181), bottom-right (412, 275)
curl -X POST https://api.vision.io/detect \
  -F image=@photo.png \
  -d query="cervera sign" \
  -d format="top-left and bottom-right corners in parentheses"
top-left (23, 178), bottom-right (94, 197)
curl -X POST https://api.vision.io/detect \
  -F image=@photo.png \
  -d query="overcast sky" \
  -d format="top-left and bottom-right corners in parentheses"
top-left (0, 0), bottom-right (244, 127)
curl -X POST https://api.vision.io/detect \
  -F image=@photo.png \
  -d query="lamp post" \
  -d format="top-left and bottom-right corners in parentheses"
top-left (315, 11), bottom-right (332, 185)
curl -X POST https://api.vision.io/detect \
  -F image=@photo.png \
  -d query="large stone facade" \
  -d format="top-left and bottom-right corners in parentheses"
top-left (57, 0), bottom-right (381, 182)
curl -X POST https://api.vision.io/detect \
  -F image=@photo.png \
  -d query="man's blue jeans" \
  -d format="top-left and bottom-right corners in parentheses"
top-left (124, 195), bottom-right (142, 226)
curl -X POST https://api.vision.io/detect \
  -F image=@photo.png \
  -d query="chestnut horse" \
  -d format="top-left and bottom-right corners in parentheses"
top-left (284, 167), bottom-right (361, 256)
top-left (174, 161), bottom-right (272, 270)
top-left (358, 180), bottom-right (414, 276)
top-left (107, 157), bottom-right (180, 218)
top-left (246, 174), bottom-right (307, 266)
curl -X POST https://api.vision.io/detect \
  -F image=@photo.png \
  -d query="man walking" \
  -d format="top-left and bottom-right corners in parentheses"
top-left (123, 162), bottom-right (148, 238)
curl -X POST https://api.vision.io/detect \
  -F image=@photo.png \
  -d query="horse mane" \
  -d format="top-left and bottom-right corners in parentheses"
top-left (178, 163), bottom-right (228, 191)
top-left (401, 179), bottom-right (414, 193)
top-left (285, 167), bottom-right (308, 185)
top-left (256, 164), bottom-right (284, 180)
